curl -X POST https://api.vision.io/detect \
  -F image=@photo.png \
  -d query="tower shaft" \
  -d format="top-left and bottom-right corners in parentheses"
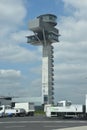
top-left (42, 43), bottom-right (54, 104)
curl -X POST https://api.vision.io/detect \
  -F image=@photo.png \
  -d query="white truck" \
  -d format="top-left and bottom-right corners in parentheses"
top-left (14, 102), bottom-right (35, 116)
top-left (0, 105), bottom-right (26, 117)
top-left (45, 95), bottom-right (87, 119)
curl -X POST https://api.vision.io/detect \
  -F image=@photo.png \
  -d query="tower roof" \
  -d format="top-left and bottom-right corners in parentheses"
top-left (37, 14), bottom-right (57, 26)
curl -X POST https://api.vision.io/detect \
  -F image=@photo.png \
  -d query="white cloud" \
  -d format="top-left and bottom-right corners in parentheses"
top-left (59, 17), bottom-right (87, 43)
top-left (0, 68), bottom-right (20, 96)
top-left (0, 0), bottom-right (26, 25)
top-left (0, 0), bottom-right (40, 63)
top-left (0, 69), bottom-right (21, 77)
top-left (53, 0), bottom-right (87, 103)
top-left (55, 63), bottom-right (87, 84)
top-left (63, 0), bottom-right (87, 10)
top-left (10, 30), bottom-right (34, 44)
top-left (63, 0), bottom-right (87, 19)
top-left (0, 44), bottom-right (39, 63)
top-left (0, 0), bottom-right (42, 99)
top-left (59, 0), bottom-right (87, 43)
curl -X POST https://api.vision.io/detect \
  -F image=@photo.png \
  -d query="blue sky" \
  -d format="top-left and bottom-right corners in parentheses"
top-left (0, 0), bottom-right (87, 104)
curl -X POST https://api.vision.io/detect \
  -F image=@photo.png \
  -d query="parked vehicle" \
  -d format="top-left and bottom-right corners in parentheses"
top-left (0, 105), bottom-right (25, 117)
top-left (14, 102), bottom-right (35, 116)
top-left (45, 95), bottom-right (87, 119)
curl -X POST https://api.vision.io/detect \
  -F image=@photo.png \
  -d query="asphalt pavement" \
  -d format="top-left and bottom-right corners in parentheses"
top-left (58, 126), bottom-right (87, 130)
top-left (0, 115), bottom-right (87, 130)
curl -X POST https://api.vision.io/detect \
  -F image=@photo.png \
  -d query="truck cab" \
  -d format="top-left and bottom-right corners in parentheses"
top-left (57, 100), bottom-right (72, 107)
top-left (0, 105), bottom-right (5, 117)
top-left (0, 105), bottom-right (26, 117)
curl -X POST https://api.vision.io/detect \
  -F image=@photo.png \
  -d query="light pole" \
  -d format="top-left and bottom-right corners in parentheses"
top-left (27, 14), bottom-right (60, 105)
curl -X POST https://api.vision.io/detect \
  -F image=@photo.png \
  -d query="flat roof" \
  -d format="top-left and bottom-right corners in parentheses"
top-left (0, 96), bottom-right (12, 100)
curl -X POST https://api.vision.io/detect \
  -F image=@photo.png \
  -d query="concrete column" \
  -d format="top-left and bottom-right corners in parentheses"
top-left (42, 43), bottom-right (54, 104)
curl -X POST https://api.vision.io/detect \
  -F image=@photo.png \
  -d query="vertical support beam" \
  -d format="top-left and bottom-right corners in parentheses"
top-left (42, 43), bottom-right (54, 104)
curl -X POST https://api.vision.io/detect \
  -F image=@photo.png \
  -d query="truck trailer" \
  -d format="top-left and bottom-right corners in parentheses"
top-left (14, 102), bottom-right (35, 116)
top-left (45, 95), bottom-right (87, 119)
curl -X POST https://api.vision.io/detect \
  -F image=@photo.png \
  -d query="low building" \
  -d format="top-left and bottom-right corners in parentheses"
top-left (0, 96), bottom-right (12, 106)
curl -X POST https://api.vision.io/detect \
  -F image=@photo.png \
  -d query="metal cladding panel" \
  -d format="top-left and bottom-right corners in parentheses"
top-left (0, 99), bottom-right (11, 105)
top-left (29, 17), bottom-right (59, 34)
top-left (29, 18), bottom-right (42, 32)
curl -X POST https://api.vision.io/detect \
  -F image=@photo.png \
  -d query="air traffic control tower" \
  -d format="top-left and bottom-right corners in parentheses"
top-left (27, 14), bottom-right (60, 105)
